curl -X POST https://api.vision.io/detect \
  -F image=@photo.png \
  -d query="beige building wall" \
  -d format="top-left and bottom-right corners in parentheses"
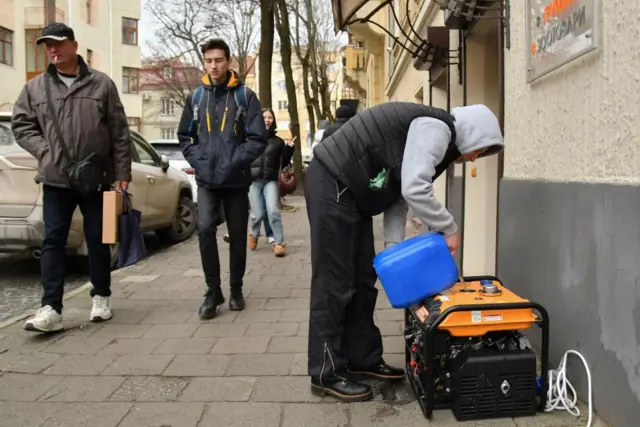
top-left (0, 0), bottom-right (141, 123)
top-left (505, 1), bottom-right (639, 184)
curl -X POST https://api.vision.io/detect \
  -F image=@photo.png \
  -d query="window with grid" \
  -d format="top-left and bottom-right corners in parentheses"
top-left (25, 29), bottom-right (47, 80)
top-left (122, 67), bottom-right (139, 93)
top-left (277, 100), bottom-right (288, 110)
top-left (122, 18), bottom-right (138, 45)
top-left (161, 98), bottom-right (175, 115)
top-left (276, 80), bottom-right (286, 91)
top-left (127, 117), bottom-right (141, 131)
top-left (161, 128), bottom-right (176, 140)
top-left (0, 27), bottom-right (12, 66)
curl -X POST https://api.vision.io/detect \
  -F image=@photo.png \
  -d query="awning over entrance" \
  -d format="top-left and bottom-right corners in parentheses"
top-left (331, 0), bottom-right (388, 31)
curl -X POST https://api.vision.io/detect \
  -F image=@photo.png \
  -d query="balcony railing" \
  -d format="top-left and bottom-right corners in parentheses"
top-left (24, 7), bottom-right (66, 27)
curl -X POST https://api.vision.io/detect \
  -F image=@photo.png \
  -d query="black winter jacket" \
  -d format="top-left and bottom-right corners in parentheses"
top-left (177, 71), bottom-right (267, 189)
top-left (250, 125), bottom-right (294, 182)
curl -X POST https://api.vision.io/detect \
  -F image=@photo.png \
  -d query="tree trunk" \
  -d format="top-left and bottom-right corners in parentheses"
top-left (301, 60), bottom-right (316, 135)
top-left (275, 0), bottom-right (304, 190)
top-left (303, 0), bottom-right (324, 120)
top-left (259, 0), bottom-right (274, 107)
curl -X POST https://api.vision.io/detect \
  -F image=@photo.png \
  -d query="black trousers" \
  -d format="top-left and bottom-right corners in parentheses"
top-left (305, 160), bottom-right (383, 380)
top-left (197, 186), bottom-right (249, 294)
top-left (41, 185), bottom-right (111, 313)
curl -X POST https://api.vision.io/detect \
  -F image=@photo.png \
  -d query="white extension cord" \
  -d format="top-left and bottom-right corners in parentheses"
top-left (545, 350), bottom-right (593, 427)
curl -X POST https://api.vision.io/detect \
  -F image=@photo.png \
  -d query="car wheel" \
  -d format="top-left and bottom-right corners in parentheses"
top-left (156, 196), bottom-right (197, 243)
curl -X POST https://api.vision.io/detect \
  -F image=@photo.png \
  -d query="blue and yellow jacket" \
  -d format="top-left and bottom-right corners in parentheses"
top-left (177, 70), bottom-right (267, 189)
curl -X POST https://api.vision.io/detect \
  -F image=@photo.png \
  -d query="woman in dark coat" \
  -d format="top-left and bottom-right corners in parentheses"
top-left (247, 108), bottom-right (294, 257)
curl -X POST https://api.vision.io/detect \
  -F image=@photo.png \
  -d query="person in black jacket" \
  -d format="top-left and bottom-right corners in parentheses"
top-left (178, 39), bottom-right (267, 320)
top-left (306, 102), bottom-right (504, 402)
top-left (248, 108), bottom-right (295, 257)
top-left (320, 105), bottom-right (355, 141)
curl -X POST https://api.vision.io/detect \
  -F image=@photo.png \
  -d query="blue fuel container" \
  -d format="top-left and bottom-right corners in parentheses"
top-left (373, 232), bottom-right (459, 309)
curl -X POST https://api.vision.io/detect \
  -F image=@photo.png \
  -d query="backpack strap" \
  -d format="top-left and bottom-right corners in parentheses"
top-left (189, 85), bottom-right (204, 143)
top-left (233, 84), bottom-right (249, 134)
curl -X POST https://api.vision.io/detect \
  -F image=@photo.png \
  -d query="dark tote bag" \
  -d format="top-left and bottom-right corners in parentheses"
top-left (117, 192), bottom-right (147, 268)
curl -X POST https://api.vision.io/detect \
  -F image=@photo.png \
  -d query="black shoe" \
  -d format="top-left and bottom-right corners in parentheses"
top-left (229, 291), bottom-right (245, 311)
top-left (310, 376), bottom-right (373, 402)
top-left (348, 362), bottom-right (406, 380)
top-left (223, 234), bottom-right (230, 243)
top-left (199, 290), bottom-right (225, 320)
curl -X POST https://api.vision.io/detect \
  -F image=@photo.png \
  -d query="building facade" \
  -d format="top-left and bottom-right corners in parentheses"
top-left (254, 44), bottom-right (344, 158)
top-left (0, 0), bottom-right (142, 127)
top-left (139, 57), bottom-right (256, 142)
top-left (333, 0), bottom-right (638, 425)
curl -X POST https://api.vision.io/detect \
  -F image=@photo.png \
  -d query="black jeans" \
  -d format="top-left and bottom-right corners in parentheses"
top-left (41, 185), bottom-right (111, 313)
top-left (197, 186), bottom-right (249, 295)
top-left (305, 160), bottom-right (383, 380)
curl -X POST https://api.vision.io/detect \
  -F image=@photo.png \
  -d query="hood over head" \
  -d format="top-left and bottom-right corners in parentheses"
top-left (451, 104), bottom-right (504, 157)
top-left (200, 70), bottom-right (243, 89)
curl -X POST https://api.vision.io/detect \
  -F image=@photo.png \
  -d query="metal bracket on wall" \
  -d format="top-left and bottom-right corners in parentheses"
top-left (432, 0), bottom-right (511, 50)
top-left (343, 0), bottom-right (449, 71)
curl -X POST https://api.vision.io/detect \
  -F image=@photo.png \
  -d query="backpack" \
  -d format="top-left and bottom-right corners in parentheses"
top-left (189, 84), bottom-right (249, 142)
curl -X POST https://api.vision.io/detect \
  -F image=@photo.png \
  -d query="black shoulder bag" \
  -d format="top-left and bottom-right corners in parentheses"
top-left (45, 76), bottom-right (105, 197)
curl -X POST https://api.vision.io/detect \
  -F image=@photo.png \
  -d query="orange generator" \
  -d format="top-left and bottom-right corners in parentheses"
top-left (404, 275), bottom-right (550, 422)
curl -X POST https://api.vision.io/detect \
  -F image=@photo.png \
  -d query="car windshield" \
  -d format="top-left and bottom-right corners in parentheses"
top-left (150, 142), bottom-right (185, 161)
top-left (0, 121), bottom-right (28, 156)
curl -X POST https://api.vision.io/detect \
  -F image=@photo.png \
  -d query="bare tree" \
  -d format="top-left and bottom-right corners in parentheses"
top-left (275, 0), bottom-right (304, 188)
top-left (259, 0), bottom-right (275, 108)
top-left (144, 0), bottom-right (260, 107)
top-left (288, 0), bottom-right (343, 129)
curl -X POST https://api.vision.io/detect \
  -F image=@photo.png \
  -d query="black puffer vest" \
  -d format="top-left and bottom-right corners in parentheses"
top-left (313, 102), bottom-right (459, 216)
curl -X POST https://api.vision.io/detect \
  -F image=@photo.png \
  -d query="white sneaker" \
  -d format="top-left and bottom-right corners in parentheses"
top-left (90, 296), bottom-right (112, 322)
top-left (267, 237), bottom-right (275, 244)
top-left (24, 305), bottom-right (63, 333)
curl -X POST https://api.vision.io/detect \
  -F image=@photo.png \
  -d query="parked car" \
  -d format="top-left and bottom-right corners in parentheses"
top-left (149, 139), bottom-right (197, 203)
top-left (0, 112), bottom-right (197, 268)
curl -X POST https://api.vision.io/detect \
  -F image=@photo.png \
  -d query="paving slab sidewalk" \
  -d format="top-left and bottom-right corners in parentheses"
top-left (0, 196), bottom-right (603, 427)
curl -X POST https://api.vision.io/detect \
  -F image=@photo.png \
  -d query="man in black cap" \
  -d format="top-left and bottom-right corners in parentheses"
top-left (321, 105), bottom-right (356, 141)
top-left (12, 23), bottom-right (132, 333)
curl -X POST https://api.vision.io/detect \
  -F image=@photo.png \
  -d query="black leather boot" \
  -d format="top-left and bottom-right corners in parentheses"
top-left (199, 288), bottom-right (225, 320)
top-left (348, 362), bottom-right (406, 380)
top-left (310, 375), bottom-right (373, 402)
top-left (229, 290), bottom-right (245, 311)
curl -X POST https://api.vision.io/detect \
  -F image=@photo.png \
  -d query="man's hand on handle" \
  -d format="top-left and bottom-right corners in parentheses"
top-left (114, 180), bottom-right (129, 192)
top-left (445, 232), bottom-right (459, 256)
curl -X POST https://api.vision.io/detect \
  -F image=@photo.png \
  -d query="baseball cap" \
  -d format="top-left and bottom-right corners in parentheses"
top-left (36, 23), bottom-right (75, 45)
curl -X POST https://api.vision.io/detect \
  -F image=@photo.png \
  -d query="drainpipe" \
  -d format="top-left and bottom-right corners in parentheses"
top-left (67, 0), bottom-right (72, 26)
top-left (45, 0), bottom-right (55, 24)
top-left (459, 29), bottom-right (467, 275)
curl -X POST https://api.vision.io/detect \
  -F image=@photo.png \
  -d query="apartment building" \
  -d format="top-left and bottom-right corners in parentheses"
top-left (333, 0), bottom-right (637, 426)
top-left (139, 56), bottom-right (256, 141)
top-left (0, 0), bottom-right (142, 128)
top-left (254, 43), bottom-right (344, 155)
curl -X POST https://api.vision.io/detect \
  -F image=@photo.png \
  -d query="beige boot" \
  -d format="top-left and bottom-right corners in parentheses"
top-left (248, 234), bottom-right (258, 250)
top-left (273, 243), bottom-right (286, 257)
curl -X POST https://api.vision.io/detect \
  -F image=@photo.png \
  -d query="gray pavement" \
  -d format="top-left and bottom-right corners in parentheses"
top-left (0, 196), bottom-right (604, 426)
top-left (0, 235), bottom-right (174, 322)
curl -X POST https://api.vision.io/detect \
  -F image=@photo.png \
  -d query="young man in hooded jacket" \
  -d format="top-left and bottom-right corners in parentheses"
top-left (305, 102), bottom-right (504, 402)
top-left (178, 39), bottom-right (267, 320)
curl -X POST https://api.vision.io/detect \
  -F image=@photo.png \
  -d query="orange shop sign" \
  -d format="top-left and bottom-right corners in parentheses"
top-left (525, 0), bottom-right (597, 83)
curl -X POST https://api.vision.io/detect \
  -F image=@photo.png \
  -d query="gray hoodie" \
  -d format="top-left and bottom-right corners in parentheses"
top-left (383, 104), bottom-right (504, 246)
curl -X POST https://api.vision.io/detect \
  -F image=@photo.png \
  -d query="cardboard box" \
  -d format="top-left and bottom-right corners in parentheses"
top-left (102, 191), bottom-right (131, 244)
